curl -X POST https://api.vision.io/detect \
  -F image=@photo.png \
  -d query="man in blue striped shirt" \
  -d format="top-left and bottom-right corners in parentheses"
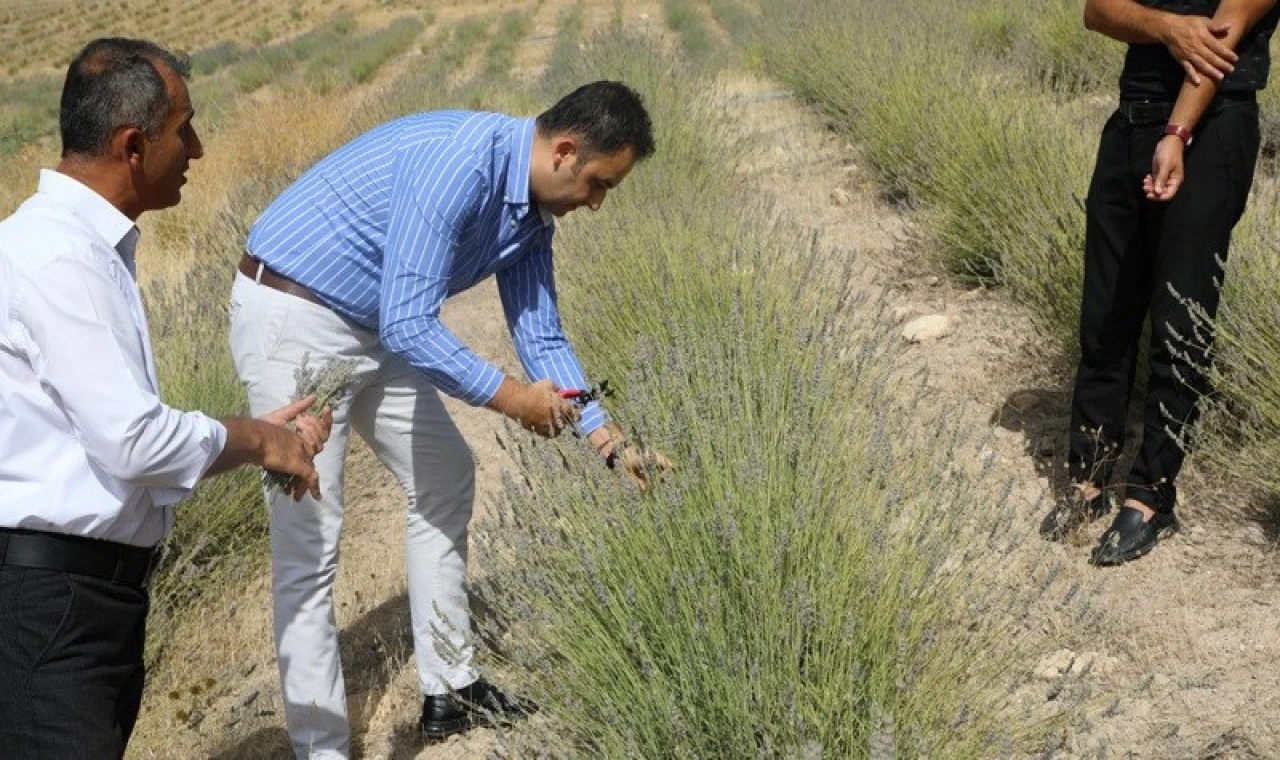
top-left (228, 81), bottom-right (661, 754)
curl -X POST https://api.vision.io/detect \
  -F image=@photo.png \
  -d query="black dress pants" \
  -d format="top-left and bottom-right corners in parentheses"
top-left (0, 566), bottom-right (149, 759)
top-left (1068, 97), bottom-right (1260, 511)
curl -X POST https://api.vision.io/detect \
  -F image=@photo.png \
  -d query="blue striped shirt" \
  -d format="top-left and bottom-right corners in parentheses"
top-left (247, 111), bottom-right (607, 433)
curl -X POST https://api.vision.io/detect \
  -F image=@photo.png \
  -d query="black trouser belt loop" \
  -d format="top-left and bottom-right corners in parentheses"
top-left (0, 528), bottom-right (159, 589)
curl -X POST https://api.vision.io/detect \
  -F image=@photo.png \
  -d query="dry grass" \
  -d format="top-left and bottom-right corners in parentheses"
top-left (137, 89), bottom-right (365, 287)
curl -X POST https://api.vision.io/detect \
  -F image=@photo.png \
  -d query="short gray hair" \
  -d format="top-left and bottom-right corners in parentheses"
top-left (59, 38), bottom-right (190, 157)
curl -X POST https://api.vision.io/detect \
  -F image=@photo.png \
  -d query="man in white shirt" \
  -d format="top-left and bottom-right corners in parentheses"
top-left (0, 38), bottom-right (331, 758)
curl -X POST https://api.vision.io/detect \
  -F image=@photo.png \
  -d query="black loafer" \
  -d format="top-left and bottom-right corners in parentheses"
top-left (420, 678), bottom-right (536, 740)
top-left (1040, 488), bottom-right (1113, 541)
top-left (1089, 507), bottom-right (1178, 566)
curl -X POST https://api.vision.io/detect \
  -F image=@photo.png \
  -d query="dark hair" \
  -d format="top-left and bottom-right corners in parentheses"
top-left (536, 81), bottom-right (655, 160)
top-left (60, 38), bottom-right (190, 157)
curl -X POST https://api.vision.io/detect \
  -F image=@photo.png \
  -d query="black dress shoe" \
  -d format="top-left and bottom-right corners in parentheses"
top-left (1089, 507), bottom-right (1178, 566)
top-left (420, 679), bottom-right (536, 740)
top-left (1040, 487), bottom-right (1113, 541)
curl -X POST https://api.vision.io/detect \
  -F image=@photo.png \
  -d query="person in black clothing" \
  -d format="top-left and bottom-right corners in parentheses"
top-left (1040, 0), bottom-right (1280, 564)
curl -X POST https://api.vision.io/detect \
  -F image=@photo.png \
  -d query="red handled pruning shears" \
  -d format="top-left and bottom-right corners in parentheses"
top-left (558, 379), bottom-right (612, 405)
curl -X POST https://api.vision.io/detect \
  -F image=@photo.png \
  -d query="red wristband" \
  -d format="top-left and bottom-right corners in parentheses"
top-left (1164, 123), bottom-right (1193, 147)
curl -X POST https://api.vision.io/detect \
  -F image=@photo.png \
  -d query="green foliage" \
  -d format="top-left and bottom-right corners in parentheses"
top-left (663, 0), bottom-right (717, 64)
top-left (754, 0), bottom-right (1094, 345)
top-left (341, 16), bottom-right (426, 84)
top-left (546, 3), bottom-right (585, 79)
top-left (412, 17), bottom-right (491, 91)
top-left (1186, 185), bottom-right (1280, 495)
top-left (477, 9), bottom-right (533, 84)
top-left (707, 0), bottom-right (757, 42)
top-left (190, 40), bottom-right (247, 77)
top-left (0, 74), bottom-right (60, 157)
top-left (473, 30), bottom-right (1041, 758)
top-left (1259, 74), bottom-right (1280, 157)
top-left (232, 13), bottom-right (359, 93)
top-left (963, 0), bottom-right (1120, 94)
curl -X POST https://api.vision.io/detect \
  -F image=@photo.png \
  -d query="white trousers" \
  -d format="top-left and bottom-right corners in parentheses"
top-left (229, 273), bottom-right (478, 759)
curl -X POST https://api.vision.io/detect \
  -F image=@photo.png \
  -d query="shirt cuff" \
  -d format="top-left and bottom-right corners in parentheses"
top-left (576, 401), bottom-right (610, 436)
top-left (459, 362), bottom-right (506, 406)
top-left (150, 415), bottom-right (228, 507)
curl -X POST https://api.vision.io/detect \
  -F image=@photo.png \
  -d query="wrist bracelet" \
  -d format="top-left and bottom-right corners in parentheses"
top-left (1163, 123), bottom-right (1193, 147)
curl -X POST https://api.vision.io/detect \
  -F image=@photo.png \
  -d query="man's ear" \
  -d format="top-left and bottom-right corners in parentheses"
top-left (114, 126), bottom-right (146, 169)
top-left (551, 135), bottom-right (579, 170)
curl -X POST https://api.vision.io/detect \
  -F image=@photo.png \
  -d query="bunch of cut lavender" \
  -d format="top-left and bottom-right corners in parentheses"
top-left (263, 352), bottom-right (356, 498)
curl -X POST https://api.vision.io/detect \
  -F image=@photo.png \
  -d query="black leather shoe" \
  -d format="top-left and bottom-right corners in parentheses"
top-left (1089, 507), bottom-right (1178, 566)
top-left (420, 679), bottom-right (536, 740)
top-left (1040, 487), bottom-right (1113, 541)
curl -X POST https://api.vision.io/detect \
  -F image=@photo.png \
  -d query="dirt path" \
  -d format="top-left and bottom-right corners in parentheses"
top-left (130, 3), bottom-right (1278, 758)
top-left (716, 64), bottom-right (1280, 760)
top-left (719, 71), bottom-right (1280, 760)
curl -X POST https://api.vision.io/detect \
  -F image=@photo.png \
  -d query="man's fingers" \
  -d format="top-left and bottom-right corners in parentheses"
top-left (287, 467), bottom-right (321, 502)
top-left (268, 394), bottom-right (317, 424)
top-left (294, 416), bottom-right (327, 454)
top-left (1181, 61), bottom-right (1204, 86)
top-left (1190, 53), bottom-right (1231, 81)
top-left (317, 406), bottom-right (334, 442)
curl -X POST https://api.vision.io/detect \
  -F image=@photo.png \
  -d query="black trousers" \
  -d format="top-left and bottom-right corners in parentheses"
top-left (0, 566), bottom-right (149, 759)
top-left (1069, 97), bottom-right (1260, 511)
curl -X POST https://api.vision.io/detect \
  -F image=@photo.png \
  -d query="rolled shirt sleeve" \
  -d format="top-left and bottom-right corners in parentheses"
top-left (496, 238), bottom-right (610, 435)
top-left (15, 257), bottom-right (226, 498)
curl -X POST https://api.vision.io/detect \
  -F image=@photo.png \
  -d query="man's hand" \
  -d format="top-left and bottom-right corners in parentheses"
top-left (263, 394), bottom-right (333, 457)
top-left (259, 395), bottom-right (332, 501)
top-left (1083, 0), bottom-right (1238, 85)
top-left (208, 394), bottom-right (333, 499)
top-left (486, 377), bottom-right (579, 438)
top-left (1159, 14), bottom-right (1237, 84)
top-left (1144, 135), bottom-right (1186, 201)
top-left (609, 442), bottom-right (674, 491)
top-left (589, 424), bottom-right (674, 491)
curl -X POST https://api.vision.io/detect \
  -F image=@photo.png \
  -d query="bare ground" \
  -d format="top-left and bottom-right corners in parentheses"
top-left (129, 2), bottom-right (1280, 758)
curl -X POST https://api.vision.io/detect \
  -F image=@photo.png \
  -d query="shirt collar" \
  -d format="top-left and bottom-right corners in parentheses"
top-left (38, 169), bottom-right (140, 263)
top-left (504, 118), bottom-right (554, 229)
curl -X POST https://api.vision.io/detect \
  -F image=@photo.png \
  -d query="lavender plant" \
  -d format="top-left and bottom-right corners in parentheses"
top-left (262, 352), bottom-right (356, 498)
top-left (467, 29), bottom-right (1064, 758)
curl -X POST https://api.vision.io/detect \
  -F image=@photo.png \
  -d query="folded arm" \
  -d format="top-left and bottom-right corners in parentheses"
top-left (1145, 0), bottom-right (1278, 200)
top-left (1085, 0), bottom-right (1238, 84)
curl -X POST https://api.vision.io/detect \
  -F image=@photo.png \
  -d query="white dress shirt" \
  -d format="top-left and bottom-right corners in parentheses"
top-left (0, 170), bottom-right (227, 547)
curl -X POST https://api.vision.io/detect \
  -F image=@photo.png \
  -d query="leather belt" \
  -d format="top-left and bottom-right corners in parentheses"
top-left (0, 528), bottom-right (161, 589)
top-left (238, 253), bottom-right (327, 308)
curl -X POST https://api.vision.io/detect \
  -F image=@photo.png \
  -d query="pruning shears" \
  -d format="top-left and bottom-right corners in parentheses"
top-left (558, 379), bottom-right (613, 406)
